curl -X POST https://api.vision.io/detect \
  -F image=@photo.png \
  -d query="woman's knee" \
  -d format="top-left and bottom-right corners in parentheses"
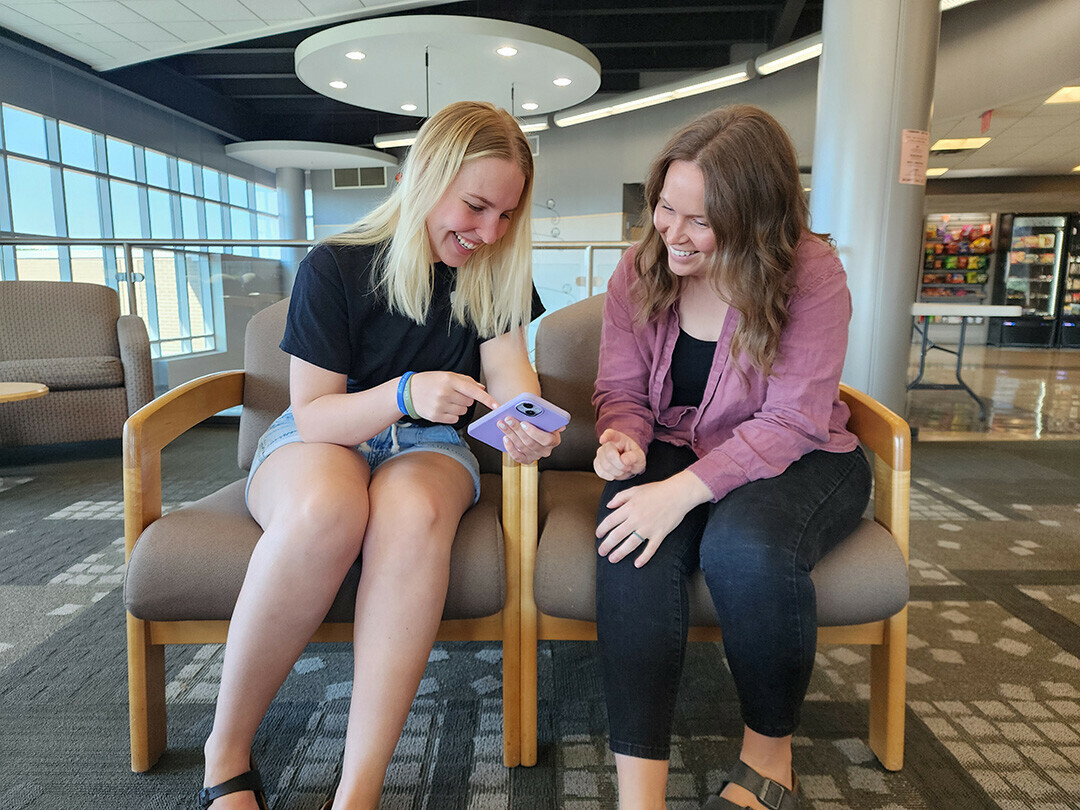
top-left (253, 451), bottom-right (370, 567)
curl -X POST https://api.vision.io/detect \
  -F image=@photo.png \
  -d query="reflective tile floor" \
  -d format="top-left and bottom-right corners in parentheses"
top-left (904, 345), bottom-right (1080, 441)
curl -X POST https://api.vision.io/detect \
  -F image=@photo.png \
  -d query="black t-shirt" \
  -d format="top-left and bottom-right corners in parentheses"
top-left (280, 242), bottom-right (544, 429)
top-left (669, 328), bottom-right (717, 408)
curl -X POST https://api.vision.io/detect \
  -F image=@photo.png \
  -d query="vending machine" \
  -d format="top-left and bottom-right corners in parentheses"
top-left (987, 214), bottom-right (1070, 347)
top-left (1057, 217), bottom-right (1080, 348)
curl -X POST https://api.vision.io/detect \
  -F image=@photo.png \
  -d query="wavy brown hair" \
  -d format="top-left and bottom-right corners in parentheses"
top-left (633, 104), bottom-right (823, 376)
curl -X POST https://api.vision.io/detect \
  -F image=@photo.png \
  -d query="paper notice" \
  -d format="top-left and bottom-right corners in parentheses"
top-left (898, 129), bottom-right (930, 185)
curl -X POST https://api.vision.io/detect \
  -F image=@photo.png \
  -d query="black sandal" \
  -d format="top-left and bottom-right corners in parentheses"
top-left (702, 760), bottom-right (799, 810)
top-left (198, 757), bottom-right (269, 809)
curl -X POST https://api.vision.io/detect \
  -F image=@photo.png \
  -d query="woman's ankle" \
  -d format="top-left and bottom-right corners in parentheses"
top-left (202, 732), bottom-right (253, 786)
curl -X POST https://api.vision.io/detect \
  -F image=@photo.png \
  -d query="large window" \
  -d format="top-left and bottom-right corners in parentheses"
top-left (0, 102), bottom-right (279, 359)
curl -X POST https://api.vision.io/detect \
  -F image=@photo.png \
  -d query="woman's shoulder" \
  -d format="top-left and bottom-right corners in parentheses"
top-left (791, 232), bottom-right (844, 293)
top-left (301, 240), bottom-right (384, 284)
top-left (608, 245), bottom-right (639, 289)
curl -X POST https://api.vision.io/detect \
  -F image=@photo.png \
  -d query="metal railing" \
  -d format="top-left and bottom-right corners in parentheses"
top-left (0, 235), bottom-right (314, 315)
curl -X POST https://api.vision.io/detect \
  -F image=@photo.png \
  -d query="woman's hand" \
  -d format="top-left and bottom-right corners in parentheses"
top-left (498, 417), bottom-right (565, 464)
top-left (409, 371), bottom-right (498, 423)
top-left (594, 429), bottom-right (646, 481)
top-left (596, 470), bottom-right (713, 567)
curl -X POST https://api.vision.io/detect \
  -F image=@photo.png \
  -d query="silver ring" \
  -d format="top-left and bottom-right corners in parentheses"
top-left (631, 530), bottom-right (647, 542)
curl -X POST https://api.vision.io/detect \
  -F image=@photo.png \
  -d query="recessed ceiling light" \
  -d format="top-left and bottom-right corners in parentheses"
top-left (925, 167), bottom-right (949, 177)
top-left (1045, 86), bottom-right (1080, 104)
top-left (930, 137), bottom-right (990, 151)
top-left (329, 80), bottom-right (347, 90)
top-left (345, 50), bottom-right (365, 61)
top-left (401, 103), bottom-right (418, 112)
top-left (496, 45), bottom-right (518, 57)
top-left (521, 102), bottom-right (539, 111)
top-left (553, 77), bottom-right (572, 87)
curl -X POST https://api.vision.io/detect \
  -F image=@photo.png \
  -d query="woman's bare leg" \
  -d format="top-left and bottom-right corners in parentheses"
top-left (719, 727), bottom-right (794, 809)
top-left (332, 452), bottom-right (474, 809)
top-left (614, 754), bottom-right (670, 810)
top-left (202, 442), bottom-right (371, 809)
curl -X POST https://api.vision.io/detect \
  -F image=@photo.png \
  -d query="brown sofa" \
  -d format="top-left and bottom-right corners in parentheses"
top-left (0, 281), bottom-right (153, 447)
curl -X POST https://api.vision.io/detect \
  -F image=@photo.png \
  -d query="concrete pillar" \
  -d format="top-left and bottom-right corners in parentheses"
top-left (809, 0), bottom-right (941, 414)
top-left (276, 166), bottom-right (308, 289)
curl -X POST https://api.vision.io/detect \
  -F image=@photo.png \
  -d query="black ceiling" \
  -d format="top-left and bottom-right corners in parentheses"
top-left (47, 0), bottom-right (825, 147)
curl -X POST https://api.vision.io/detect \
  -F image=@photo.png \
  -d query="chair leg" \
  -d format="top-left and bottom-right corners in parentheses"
top-left (502, 614), bottom-right (522, 767)
top-left (868, 608), bottom-right (908, 770)
top-left (127, 614), bottom-right (167, 772)
top-left (519, 610), bottom-right (539, 767)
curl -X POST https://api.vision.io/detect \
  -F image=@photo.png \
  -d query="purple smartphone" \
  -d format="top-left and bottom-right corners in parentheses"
top-left (467, 393), bottom-right (571, 452)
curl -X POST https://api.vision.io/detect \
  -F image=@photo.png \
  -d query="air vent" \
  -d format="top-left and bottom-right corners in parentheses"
top-left (333, 167), bottom-right (387, 189)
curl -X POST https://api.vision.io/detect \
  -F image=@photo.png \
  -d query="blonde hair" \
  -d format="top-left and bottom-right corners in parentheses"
top-left (633, 105), bottom-right (824, 376)
top-left (323, 101), bottom-right (534, 337)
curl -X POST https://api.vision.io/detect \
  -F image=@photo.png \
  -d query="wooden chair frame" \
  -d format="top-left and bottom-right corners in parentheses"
top-left (519, 383), bottom-right (910, 770)
top-left (123, 370), bottom-right (523, 772)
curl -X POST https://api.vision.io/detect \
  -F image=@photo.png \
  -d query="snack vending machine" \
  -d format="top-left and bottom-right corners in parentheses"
top-left (1057, 217), bottom-right (1080, 347)
top-left (988, 214), bottom-right (1069, 347)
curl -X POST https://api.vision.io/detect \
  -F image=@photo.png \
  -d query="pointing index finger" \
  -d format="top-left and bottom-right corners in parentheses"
top-left (453, 376), bottom-right (498, 410)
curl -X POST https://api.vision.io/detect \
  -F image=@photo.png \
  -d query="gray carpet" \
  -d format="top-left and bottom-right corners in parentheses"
top-left (1, 428), bottom-right (1079, 809)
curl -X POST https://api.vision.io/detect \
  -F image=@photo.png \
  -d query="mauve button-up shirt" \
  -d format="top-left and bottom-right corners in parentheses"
top-left (593, 234), bottom-right (859, 502)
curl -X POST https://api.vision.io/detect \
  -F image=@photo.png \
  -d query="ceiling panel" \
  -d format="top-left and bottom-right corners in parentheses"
top-left (0, 0), bottom-right (1076, 178)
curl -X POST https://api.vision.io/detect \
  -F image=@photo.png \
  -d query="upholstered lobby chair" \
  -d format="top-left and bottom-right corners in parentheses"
top-left (0, 280), bottom-right (153, 447)
top-left (520, 294), bottom-right (911, 770)
top-left (123, 298), bottom-right (523, 772)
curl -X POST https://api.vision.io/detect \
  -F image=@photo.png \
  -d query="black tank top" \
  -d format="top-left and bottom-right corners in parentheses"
top-left (669, 329), bottom-right (717, 407)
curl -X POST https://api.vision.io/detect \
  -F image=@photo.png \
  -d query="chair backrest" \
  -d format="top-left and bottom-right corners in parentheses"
top-left (534, 294), bottom-right (606, 471)
top-left (0, 280), bottom-right (120, 361)
top-left (237, 299), bottom-right (292, 470)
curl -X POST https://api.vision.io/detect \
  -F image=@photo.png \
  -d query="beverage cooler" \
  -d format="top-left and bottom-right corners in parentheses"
top-left (987, 214), bottom-right (1073, 347)
top-left (1058, 218), bottom-right (1080, 348)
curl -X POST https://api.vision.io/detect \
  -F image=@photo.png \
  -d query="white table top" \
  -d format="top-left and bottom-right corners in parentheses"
top-left (911, 303), bottom-right (1023, 318)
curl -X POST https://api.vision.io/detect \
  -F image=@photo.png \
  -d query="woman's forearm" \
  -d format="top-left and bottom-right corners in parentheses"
top-left (292, 378), bottom-right (403, 446)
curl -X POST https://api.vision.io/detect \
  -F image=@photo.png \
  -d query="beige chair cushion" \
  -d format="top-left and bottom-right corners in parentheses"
top-left (533, 470), bottom-right (909, 627)
top-left (126, 473), bottom-right (506, 622)
top-left (0, 356), bottom-right (124, 390)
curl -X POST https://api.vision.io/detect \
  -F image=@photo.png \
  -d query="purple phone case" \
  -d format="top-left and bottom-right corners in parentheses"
top-left (466, 393), bottom-right (571, 451)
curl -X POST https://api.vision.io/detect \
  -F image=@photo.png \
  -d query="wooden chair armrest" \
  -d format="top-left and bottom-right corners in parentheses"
top-left (839, 383), bottom-right (910, 563)
top-left (123, 370), bottom-right (245, 558)
top-left (519, 461), bottom-right (540, 611)
top-left (839, 383), bottom-right (910, 473)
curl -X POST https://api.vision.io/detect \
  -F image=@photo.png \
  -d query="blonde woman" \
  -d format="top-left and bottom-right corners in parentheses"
top-left (592, 105), bottom-right (870, 810)
top-left (199, 101), bottom-right (561, 810)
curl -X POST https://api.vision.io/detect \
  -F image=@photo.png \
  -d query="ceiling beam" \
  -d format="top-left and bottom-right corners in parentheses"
top-left (770, 0), bottom-right (807, 47)
top-left (558, 4), bottom-right (778, 14)
top-left (195, 73), bottom-right (295, 79)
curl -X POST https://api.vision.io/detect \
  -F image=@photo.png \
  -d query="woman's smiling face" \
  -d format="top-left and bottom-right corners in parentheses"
top-left (652, 159), bottom-right (717, 279)
top-left (425, 157), bottom-right (525, 267)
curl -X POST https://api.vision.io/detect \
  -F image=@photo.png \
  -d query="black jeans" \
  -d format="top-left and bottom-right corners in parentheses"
top-left (595, 441), bottom-right (871, 759)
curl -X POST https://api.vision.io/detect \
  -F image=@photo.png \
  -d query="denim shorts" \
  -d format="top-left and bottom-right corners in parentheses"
top-left (245, 407), bottom-right (482, 506)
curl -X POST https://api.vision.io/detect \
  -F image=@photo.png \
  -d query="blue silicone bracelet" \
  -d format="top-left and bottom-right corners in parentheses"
top-left (396, 372), bottom-right (414, 417)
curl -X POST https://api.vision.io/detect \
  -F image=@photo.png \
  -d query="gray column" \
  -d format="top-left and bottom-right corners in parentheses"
top-left (809, 0), bottom-right (941, 414)
top-left (276, 166), bottom-right (308, 289)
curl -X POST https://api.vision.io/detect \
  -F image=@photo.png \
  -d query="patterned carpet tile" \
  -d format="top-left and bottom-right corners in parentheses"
top-left (1, 430), bottom-right (1078, 808)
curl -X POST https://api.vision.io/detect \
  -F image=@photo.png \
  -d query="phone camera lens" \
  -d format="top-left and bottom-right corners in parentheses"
top-left (516, 402), bottom-right (542, 417)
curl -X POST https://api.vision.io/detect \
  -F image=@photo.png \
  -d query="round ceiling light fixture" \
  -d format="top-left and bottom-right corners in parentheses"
top-left (295, 15), bottom-right (600, 117)
top-left (329, 80), bottom-right (347, 89)
top-left (496, 45), bottom-right (518, 57)
top-left (521, 101), bottom-right (539, 111)
top-left (345, 50), bottom-right (366, 61)
top-left (552, 77), bottom-right (572, 87)
top-left (401, 103), bottom-right (418, 112)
